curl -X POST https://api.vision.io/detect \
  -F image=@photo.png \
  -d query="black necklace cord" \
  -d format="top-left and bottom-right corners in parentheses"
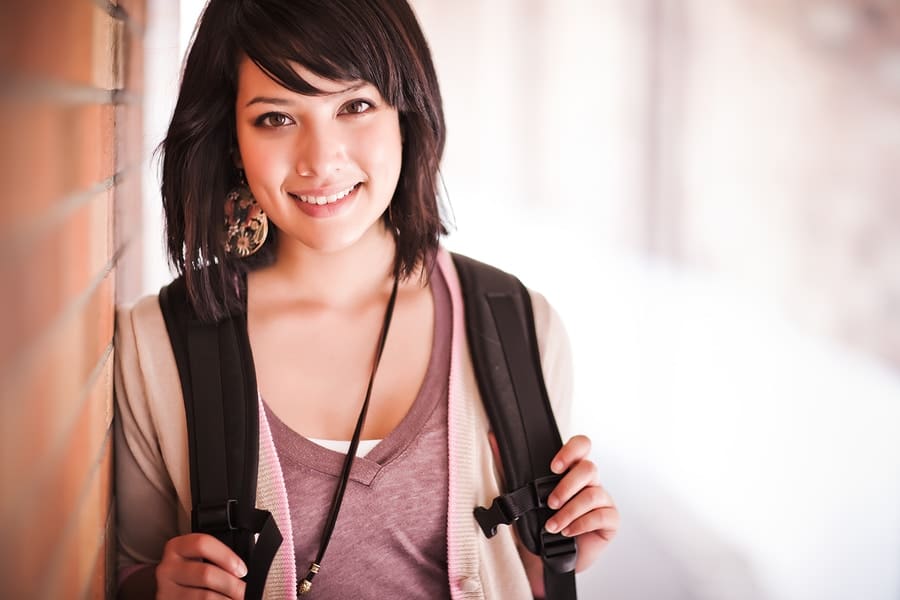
top-left (298, 272), bottom-right (401, 596)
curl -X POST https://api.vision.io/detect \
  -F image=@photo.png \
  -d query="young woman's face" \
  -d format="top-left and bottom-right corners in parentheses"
top-left (234, 57), bottom-right (403, 255)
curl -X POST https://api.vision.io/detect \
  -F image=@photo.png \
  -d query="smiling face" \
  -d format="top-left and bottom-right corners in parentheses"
top-left (234, 57), bottom-right (403, 256)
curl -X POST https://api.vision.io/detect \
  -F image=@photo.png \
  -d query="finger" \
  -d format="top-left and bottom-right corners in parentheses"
top-left (545, 485), bottom-right (613, 534)
top-left (165, 533), bottom-right (248, 578)
top-left (547, 459), bottom-right (601, 510)
top-left (559, 506), bottom-right (620, 539)
top-left (165, 560), bottom-right (247, 598)
top-left (551, 435), bottom-right (592, 474)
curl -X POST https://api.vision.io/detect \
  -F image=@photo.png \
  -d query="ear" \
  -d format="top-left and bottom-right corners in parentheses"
top-left (232, 146), bottom-right (244, 170)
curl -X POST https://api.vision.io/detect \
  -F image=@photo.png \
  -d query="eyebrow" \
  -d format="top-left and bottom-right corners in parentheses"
top-left (244, 82), bottom-right (368, 107)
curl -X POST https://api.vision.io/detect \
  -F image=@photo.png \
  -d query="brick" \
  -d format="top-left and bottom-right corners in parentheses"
top-left (81, 529), bottom-right (109, 600)
top-left (115, 101), bottom-right (146, 171)
top-left (3, 431), bottom-right (112, 598)
top-left (94, 4), bottom-right (126, 91)
top-left (3, 345), bottom-right (113, 499)
top-left (36, 438), bottom-right (113, 599)
top-left (0, 1), bottom-right (124, 88)
top-left (118, 0), bottom-right (147, 32)
top-left (124, 12), bottom-right (145, 94)
top-left (0, 101), bottom-right (115, 226)
top-left (82, 510), bottom-right (113, 599)
top-left (1, 187), bottom-right (113, 369)
top-left (0, 275), bottom-right (114, 504)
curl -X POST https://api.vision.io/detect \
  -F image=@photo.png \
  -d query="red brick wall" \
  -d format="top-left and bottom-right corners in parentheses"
top-left (0, 0), bottom-right (145, 597)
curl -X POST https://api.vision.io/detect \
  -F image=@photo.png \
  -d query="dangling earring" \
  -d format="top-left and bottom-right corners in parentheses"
top-left (223, 171), bottom-right (268, 257)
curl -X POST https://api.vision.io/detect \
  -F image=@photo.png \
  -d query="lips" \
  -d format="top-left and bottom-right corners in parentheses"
top-left (289, 183), bottom-right (360, 205)
top-left (289, 182), bottom-right (362, 218)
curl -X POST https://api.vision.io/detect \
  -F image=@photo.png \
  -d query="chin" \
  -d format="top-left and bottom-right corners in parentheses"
top-left (297, 220), bottom-right (392, 256)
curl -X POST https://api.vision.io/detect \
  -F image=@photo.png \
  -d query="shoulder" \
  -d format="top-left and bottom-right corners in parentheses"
top-left (436, 248), bottom-right (569, 341)
top-left (116, 293), bottom-right (171, 365)
top-left (114, 286), bottom-right (193, 509)
top-left (114, 284), bottom-right (185, 431)
top-left (436, 248), bottom-right (574, 431)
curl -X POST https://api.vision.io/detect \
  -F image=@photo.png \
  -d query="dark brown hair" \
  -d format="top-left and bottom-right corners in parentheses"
top-left (161, 0), bottom-right (447, 321)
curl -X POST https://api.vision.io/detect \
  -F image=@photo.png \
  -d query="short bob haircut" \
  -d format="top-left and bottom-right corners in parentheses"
top-left (161, 0), bottom-right (447, 322)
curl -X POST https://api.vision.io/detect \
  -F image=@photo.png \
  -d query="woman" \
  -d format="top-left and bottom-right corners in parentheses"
top-left (115, 0), bottom-right (618, 598)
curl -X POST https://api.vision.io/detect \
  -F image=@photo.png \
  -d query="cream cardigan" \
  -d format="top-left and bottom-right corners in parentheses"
top-left (114, 249), bottom-right (573, 599)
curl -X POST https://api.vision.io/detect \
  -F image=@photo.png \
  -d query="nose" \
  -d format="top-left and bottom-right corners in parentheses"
top-left (295, 121), bottom-right (346, 178)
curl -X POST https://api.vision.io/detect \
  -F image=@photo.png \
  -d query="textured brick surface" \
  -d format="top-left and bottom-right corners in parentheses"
top-left (1, 188), bottom-right (114, 370)
top-left (0, 102), bottom-right (116, 226)
top-left (1, 276), bottom-right (114, 504)
top-left (0, 0), bottom-right (147, 596)
top-left (0, 1), bottom-right (123, 88)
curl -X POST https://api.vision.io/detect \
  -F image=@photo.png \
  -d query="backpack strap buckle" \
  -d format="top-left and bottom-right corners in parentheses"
top-left (474, 474), bottom-right (562, 538)
top-left (194, 499), bottom-right (239, 532)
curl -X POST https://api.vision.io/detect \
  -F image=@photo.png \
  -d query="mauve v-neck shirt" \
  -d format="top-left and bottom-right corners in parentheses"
top-left (262, 268), bottom-right (452, 599)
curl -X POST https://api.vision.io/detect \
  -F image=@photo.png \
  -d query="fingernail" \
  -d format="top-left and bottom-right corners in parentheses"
top-left (236, 562), bottom-right (248, 578)
top-left (545, 519), bottom-right (559, 533)
top-left (547, 495), bottom-right (559, 510)
top-left (561, 527), bottom-right (572, 537)
top-left (552, 460), bottom-right (564, 473)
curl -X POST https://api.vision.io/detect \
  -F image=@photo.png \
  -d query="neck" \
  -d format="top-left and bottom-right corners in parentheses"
top-left (257, 224), bottom-right (398, 308)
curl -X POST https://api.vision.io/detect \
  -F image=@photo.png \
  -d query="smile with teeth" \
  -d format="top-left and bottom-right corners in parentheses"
top-left (291, 183), bottom-right (359, 205)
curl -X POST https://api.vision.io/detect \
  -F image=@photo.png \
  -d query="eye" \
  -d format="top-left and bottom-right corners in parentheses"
top-left (254, 112), bottom-right (294, 128)
top-left (341, 99), bottom-right (374, 115)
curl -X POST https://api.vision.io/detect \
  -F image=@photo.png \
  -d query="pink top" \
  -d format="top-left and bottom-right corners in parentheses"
top-left (262, 266), bottom-right (453, 598)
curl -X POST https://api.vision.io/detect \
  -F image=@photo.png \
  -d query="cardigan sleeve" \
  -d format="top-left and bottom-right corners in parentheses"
top-left (528, 289), bottom-right (575, 442)
top-left (113, 298), bottom-right (183, 579)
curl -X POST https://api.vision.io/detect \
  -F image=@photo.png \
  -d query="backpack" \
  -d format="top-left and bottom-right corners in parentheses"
top-left (158, 253), bottom-right (577, 599)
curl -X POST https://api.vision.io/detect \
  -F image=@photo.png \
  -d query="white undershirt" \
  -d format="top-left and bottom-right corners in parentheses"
top-left (306, 437), bottom-right (382, 457)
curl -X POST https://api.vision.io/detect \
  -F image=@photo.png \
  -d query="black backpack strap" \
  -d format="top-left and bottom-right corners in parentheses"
top-left (451, 254), bottom-right (577, 599)
top-left (158, 277), bottom-right (282, 600)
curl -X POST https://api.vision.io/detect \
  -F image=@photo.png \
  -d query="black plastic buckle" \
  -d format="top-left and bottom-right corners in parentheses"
top-left (474, 494), bottom-right (517, 538)
top-left (540, 529), bottom-right (577, 574)
top-left (474, 475), bottom-right (563, 538)
top-left (531, 475), bottom-right (561, 508)
top-left (194, 499), bottom-right (239, 532)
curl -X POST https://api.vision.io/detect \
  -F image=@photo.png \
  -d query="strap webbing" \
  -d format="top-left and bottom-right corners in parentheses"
top-left (159, 277), bottom-right (280, 600)
top-left (545, 568), bottom-right (578, 600)
top-left (452, 253), bottom-right (577, 598)
top-left (244, 509), bottom-right (282, 599)
top-left (187, 323), bottom-right (230, 529)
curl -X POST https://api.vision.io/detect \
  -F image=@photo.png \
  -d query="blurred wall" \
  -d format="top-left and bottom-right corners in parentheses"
top-left (406, 1), bottom-right (900, 599)
top-left (667, 0), bottom-right (900, 368)
top-left (0, 0), bottom-right (147, 597)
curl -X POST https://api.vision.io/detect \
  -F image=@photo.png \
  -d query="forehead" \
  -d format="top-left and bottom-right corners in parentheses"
top-left (236, 56), bottom-right (365, 100)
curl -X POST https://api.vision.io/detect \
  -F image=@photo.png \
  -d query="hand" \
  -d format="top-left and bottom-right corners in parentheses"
top-left (544, 435), bottom-right (618, 571)
top-left (155, 533), bottom-right (248, 599)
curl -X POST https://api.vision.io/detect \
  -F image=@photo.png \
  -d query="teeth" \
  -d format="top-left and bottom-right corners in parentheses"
top-left (297, 184), bottom-right (357, 205)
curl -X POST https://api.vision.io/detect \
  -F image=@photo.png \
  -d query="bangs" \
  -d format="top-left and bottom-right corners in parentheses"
top-left (232, 1), bottom-right (404, 106)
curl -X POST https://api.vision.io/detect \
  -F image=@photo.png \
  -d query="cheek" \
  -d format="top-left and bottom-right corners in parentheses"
top-left (238, 135), bottom-right (288, 185)
top-left (363, 122), bottom-right (403, 184)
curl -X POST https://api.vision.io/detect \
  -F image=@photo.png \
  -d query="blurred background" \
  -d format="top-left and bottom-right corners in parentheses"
top-left (1, 0), bottom-right (898, 598)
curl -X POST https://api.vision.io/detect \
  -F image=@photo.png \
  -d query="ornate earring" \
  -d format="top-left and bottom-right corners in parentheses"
top-left (223, 173), bottom-right (269, 257)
